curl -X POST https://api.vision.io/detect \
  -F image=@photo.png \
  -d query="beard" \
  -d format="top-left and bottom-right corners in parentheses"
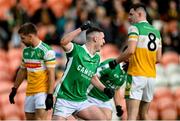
top-left (23, 42), bottom-right (31, 47)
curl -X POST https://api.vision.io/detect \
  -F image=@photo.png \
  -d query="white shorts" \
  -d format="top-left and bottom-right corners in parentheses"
top-left (24, 92), bottom-right (47, 113)
top-left (88, 96), bottom-right (113, 111)
top-left (53, 98), bottom-right (95, 118)
top-left (125, 76), bottom-right (155, 102)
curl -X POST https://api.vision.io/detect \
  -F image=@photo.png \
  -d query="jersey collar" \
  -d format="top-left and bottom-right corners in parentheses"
top-left (33, 41), bottom-right (42, 49)
top-left (82, 45), bottom-right (95, 58)
top-left (138, 20), bottom-right (148, 23)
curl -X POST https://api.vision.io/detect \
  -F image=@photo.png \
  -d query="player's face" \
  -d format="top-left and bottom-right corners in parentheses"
top-left (95, 32), bottom-right (105, 52)
top-left (19, 34), bottom-right (32, 47)
top-left (128, 8), bottom-right (139, 24)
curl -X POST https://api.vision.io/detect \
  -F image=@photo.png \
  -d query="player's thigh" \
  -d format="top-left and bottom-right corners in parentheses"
top-left (76, 105), bottom-right (106, 120)
top-left (139, 101), bottom-right (150, 115)
top-left (52, 115), bottom-right (66, 120)
top-left (35, 92), bottom-right (47, 110)
top-left (66, 115), bottom-right (77, 120)
top-left (142, 77), bottom-right (155, 102)
top-left (34, 93), bottom-right (48, 119)
top-left (125, 76), bottom-right (146, 100)
top-left (100, 107), bottom-right (112, 120)
top-left (99, 100), bottom-right (113, 120)
top-left (53, 98), bottom-right (77, 118)
top-left (52, 115), bottom-right (76, 121)
top-left (35, 109), bottom-right (48, 120)
top-left (139, 101), bottom-right (151, 120)
top-left (25, 112), bottom-right (35, 120)
top-left (24, 95), bottom-right (35, 113)
top-left (87, 96), bottom-right (112, 120)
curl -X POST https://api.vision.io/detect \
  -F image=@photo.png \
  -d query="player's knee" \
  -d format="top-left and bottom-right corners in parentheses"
top-left (105, 116), bottom-right (112, 120)
top-left (104, 113), bottom-right (112, 120)
top-left (35, 115), bottom-right (43, 120)
top-left (93, 112), bottom-right (107, 120)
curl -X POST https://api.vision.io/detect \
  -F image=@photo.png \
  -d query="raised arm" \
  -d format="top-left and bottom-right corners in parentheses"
top-left (60, 28), bottom-right (81, 52)
top-left (60, 21), bottom-right (92, 52)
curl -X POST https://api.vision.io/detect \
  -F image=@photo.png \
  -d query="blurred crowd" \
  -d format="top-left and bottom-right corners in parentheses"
top-left (0, 0), bottom-right (180, 53)
top-left (0, 0), bottom-right (180, 120)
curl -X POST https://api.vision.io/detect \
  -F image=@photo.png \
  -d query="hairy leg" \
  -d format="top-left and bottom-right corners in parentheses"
top-left (126, 99), bottom-right (141, 120)
top-left (35, 109), bottom-right (48, 120)
top-left (25, 112), bottom-right (35, 120)
top-left (139, 101), bottom-right (150, 120)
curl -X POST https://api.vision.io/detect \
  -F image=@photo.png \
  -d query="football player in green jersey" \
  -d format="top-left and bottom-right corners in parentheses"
top-left (87, 59), bottom-right (127, 120)
top-left (52, 21), bottom-right (114, 120)
top-left (9, 23), bottom-right (56, 120)
top-left (102, 3), bottom-right (162, 120)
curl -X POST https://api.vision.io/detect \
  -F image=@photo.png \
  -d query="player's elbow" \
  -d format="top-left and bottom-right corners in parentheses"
top-left (156, 57), bottom-right (161, 63)
top-left (128, 49), bottom-right (135, 55)
top-left (156, 53), bottom-right (162, 63)
top-left (60, 38), bottom-right (68, 46)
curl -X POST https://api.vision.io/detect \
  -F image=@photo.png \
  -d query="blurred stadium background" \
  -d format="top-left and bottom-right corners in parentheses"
top-left (0, 0), bottom-right (180, 120)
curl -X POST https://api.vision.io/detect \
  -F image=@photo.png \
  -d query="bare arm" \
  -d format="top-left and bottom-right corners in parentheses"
top-left (47, 67), bottom-right (55, 94)
top-left (60, 28), bottom-right (82, 52)
top-left (114, 88), bottom-right (124, 117)
top-left (91, 75), bottom-right (105, 91)
top-left (14, 68), bottom-right (27, 89)
top-left (113, 88), bottom-right (122, 106)
top-left (115, 25), bottom-right (138, 64)
top-left (116, 41), bottom-right (137, 63)
top-left (60, 21), bottom-right (92, 52)
top-left (156, 47), bottom-right (162, 63)
top-left (9, 67), bottom-right (27, 104)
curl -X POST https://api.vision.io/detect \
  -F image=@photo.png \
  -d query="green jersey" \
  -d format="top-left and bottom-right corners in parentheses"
top-left (56, 43), bottom-right (100, 102)
top-left (88, 59), bottom-right (127, 101)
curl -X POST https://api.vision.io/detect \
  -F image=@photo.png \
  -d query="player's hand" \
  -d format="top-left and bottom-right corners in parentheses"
top-left (122, 62), bottom-right (129, 72)
top-left (116, 105), bottom-right (124, 117)
top-left (80, 21), bottom-right (92, 31)
top-left (9, 87), bottom-right (17, 104)
top-left (108, 60), bottom-right (118, 69)
top-left (104, 87), bottom-right (115, 98)
top-left (45, 94), bottom-right (53, 110)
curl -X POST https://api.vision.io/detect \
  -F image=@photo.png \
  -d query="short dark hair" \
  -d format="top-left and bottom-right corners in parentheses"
top-left (86, 27), bottom-right (103, 36)
top-left (129, 3), bottom-right (147, 13)
top-left (18, 23), bottom-right (37, 35)
top-left (130, 3), bottom-right (152, 23)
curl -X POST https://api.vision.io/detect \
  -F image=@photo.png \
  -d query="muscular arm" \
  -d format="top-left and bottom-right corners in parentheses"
top-left (14, 68), bottom-right (27, 89)
top-left (91, 75), bottom-right (105, 91)
top-left (113, 88), bottom-right (122, 106)
top-left (156, 47), bottom-right (162, 63)
top-left (114, 88), bottom-right (124, 117)
top-left (60, 28), bottom-right (82, 52)
top-left (114, 25), bottom-right (138, 64)
top-left (60, 21), bottom-right (91, 52)
top-left (116, 41), bottom-right (137, 63)
top-left (47, 67), bottom-right (55, 94)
